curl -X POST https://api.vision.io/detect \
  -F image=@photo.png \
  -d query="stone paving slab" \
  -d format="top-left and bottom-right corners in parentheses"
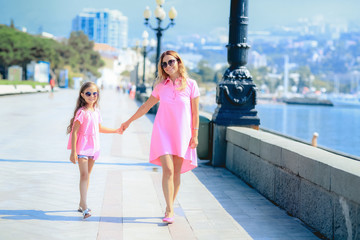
top-left (0, 89), bottom-right (320, 239)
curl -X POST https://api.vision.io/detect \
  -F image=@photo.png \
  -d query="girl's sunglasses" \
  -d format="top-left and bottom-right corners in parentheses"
top-left (161, 59), bottom-right (177, 69)
top-left (84, 91), bottom-right (98, 97)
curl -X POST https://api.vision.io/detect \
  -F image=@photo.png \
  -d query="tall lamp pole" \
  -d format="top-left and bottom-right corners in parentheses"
top-left (143, 0), bottom-right (177, 77)
top-left (134, 40), bottom-right (140, 88)
top-left (137, 31), bottom-right (154, 94)
top-left (211, 0), bottom-right (260, 166)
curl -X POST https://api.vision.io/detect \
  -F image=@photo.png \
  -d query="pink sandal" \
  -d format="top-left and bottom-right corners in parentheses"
top-left (162, 213), bottom-right (174, 224)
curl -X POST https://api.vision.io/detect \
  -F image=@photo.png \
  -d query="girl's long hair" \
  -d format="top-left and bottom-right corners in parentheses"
top-left (154, 50), bottom-right (189, 91)
top-left (66, 82), bottom-right (100, 134)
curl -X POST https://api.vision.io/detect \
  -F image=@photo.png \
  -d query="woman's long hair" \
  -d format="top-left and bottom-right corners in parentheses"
top-left (66, 82), bottom-right (100, 134)
top-left (154, 50), bottom-right (189, 91)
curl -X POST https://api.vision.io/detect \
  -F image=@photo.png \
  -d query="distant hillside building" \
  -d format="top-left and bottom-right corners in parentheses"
top-left (72, 8), bottom-right (128, 49)
top-left (248, 51), bottom-right (267, 68)
top-left (93, 43), bottom-right (119, 59)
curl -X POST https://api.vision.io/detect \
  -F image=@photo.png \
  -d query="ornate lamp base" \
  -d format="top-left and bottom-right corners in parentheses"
top-left (212, 106), bottom-right (260, 126)
top-left (211, 75), bottom-right (260, 167)
top-left (212, 79), bottom-right (260, 126)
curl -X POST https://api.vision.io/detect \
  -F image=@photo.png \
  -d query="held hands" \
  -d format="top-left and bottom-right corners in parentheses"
top-left (189, 136), bottom-right (198, 149)
top-left (119, 121), bottom-right (131, 134)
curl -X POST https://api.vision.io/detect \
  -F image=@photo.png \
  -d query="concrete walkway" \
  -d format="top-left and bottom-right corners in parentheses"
top-left (0, 89), bottom-right (320, 240)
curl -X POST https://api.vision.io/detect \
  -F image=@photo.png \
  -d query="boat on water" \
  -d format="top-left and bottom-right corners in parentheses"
top-left (328, 94), bottom-right (360, 107)
top-left (283, 93), bottom-right (333, 106)
top-left (283, 96), bottom-right (333, 106)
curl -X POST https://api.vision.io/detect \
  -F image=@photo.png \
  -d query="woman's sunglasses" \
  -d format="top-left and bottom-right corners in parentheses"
top-left (84, 91), bottom-right (98, 97)
top-left (161, 59), bottom-right (177, 69)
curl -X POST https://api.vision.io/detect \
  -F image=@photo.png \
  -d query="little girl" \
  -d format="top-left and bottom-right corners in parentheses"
top-left (66, 82), bottom-right (120, 219)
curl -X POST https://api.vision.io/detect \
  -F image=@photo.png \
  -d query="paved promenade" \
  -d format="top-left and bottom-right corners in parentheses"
top-left (0, 89), bottom-right (320, 240)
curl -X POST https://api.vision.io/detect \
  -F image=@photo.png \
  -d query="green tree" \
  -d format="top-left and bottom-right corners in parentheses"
top-left (0, 25), bottom-right (33, 79)
top-left (195, 60), bottom-right (215, 83)
top-left (0, 26), bottom-right (105, 82)
top-left (0, 25), bottom-right (63, 79)
top-left (0, 26), bottom-right (16, 78)
top-left (312, 77), bottom-right (332, 92)
top-left (248, 66), bottom-right (271, 90)
top-left (213, 65), bottom-right (228, 83)
top-left (68, 31), bottom-right (104, 78)
top-left (188, 70), bottom-right (202, 84)
top-left (295, 65), bottom-right (311, 92)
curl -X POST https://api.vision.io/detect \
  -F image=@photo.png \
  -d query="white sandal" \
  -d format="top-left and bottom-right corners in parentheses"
top-left (82, 208), bottom-right (91, 219)
top-left (78, 206), bottom-right (91, 213)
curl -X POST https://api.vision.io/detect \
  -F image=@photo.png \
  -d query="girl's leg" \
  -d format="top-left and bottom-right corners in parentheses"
top-left (160, 155), bottom-right (175, 217)
top-left (87, 158), bottom-right (95, 190)
top-left (78, 158), bottom-right (89, 210)
top-left (172, 155), bottom-right (183, 202)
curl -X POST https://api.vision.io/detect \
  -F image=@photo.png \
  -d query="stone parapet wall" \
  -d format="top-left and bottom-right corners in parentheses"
top-left (225, 126), bottom-right (360, 240)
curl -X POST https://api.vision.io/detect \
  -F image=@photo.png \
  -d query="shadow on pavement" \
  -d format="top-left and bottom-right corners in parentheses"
top-left (0, 209), bottom-right (166, 226)
top-left (0, 158), bottom-right (153, 167)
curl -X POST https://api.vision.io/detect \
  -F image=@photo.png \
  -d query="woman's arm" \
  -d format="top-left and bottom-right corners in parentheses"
top-left (70, 121), bottom-right (80, 164)
top-left (190, 96), bottom-right (200, 148)
top-left (99, 125), bottom-right (121, 134)
top-left (120, 95), bottom-right (159, 133)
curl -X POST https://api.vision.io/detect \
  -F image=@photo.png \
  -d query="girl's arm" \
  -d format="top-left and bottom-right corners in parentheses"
top-left (120, 95), bottom-right (159, 133)
top-left (190, 96), bottom-right (200, 149)
top-left (70, 121), bottom-right (80, 164)
top-left (99, 124), bottom-right (121, 134)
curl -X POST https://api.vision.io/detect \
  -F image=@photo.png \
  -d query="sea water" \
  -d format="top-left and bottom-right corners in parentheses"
top-left (202, 102), bottom-right (360, 158)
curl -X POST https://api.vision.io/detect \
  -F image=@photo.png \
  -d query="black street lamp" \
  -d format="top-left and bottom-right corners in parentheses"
top-left (211, 0), bottom-right (260, 166)
top-left (137, 31), bottom-right (154, 94)
top-left (134, 40), bottom-right (141, 89)
top-left (143, 0), bottom-right (177, 77)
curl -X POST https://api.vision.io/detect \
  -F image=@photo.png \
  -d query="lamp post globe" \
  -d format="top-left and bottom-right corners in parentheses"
top-left (156, 0), bottom-right (165, 6)
top-left (142, 39), bottom-right (149, 48)
top-left (154, 6), bottom-right (166, 20)
top-left (142, 30), bottom-right (149, 39)
top-left (168, 7), bottom-right (177, 20)
top-left (150, 39), bottom-right (157, 48)
top-left (143, 7), bottom-right (151, 20)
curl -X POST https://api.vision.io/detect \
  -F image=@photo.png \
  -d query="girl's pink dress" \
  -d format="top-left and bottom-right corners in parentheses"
top-left (67, 108), bottom-right (102, 160)
top-left (150, 78), bottom-right (200, 173)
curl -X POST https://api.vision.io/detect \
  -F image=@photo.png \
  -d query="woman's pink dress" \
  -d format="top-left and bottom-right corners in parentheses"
top-left (150, 78), bottom-right (200, 173)
top-left (67, 108), bottom-right (102, 160)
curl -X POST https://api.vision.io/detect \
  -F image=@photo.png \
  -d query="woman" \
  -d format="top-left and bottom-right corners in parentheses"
top-left (119, 50), bottom-right (200, 224)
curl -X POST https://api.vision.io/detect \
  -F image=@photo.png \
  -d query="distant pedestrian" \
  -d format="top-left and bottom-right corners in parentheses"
top-left (66, 82), bottom-right (121, 219)
top-left (129, 84), bottom-right (136, 99)
top-left (119, 50), bottom-right (200, 224)
top-left (50, 78), bottom-right (55, 92)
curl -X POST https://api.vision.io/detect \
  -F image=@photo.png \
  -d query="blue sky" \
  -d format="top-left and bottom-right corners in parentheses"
top-left (1, 0), bottom-right (359, 44)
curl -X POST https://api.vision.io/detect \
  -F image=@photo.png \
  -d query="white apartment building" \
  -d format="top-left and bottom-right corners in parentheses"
top-left (72, 8), bottom-right (128, 49)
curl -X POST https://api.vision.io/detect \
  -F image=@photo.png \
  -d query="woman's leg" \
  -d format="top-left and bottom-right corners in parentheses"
top-left (78, 158), bottom-right (89, 209)
top-left (172, 155), bottom-right (183, 202)
top-left (160, 155), bottom-right (174, 217)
